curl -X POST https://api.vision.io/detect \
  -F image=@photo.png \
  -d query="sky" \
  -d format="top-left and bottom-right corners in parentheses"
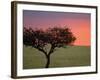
top-left (23, 10), bottom-right (91, 46)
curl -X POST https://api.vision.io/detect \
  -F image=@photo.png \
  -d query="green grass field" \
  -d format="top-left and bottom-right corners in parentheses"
top-left (23, 45), bottom-right (90, 69)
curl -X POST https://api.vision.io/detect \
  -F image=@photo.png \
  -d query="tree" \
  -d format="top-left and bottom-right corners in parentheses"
top-left (23, 26), bottom-right (76, 68)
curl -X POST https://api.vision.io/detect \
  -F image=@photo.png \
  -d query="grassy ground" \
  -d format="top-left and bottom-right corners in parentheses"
top-left (23, 45), bottom-right (90, 69)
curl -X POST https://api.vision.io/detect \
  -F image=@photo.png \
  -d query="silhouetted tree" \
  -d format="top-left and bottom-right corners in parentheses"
top-left (23, 26), bottom-right (76, 68)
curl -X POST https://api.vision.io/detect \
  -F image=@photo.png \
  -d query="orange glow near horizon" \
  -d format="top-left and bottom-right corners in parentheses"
top-left (61, 19), bottom-right (91, 46)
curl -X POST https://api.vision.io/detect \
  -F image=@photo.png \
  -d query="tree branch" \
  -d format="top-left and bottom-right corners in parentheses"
top-left (34, 46), bottom-right (48, 57)
top-left (48, 45), bottom-right (55, 56)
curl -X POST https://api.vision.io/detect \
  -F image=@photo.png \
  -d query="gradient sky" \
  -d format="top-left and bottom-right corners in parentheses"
top-left (23, 10), bottom-right (91, 46)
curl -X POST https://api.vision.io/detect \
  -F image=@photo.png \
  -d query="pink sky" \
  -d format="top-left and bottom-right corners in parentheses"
top-left (23, 10), bottom-right (91, 46)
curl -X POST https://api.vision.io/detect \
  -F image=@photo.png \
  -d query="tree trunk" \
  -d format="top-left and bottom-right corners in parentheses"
top-left (45, 45), bottom-right (54, 68)
top-left (45, 55), bottom-right (50, 68)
